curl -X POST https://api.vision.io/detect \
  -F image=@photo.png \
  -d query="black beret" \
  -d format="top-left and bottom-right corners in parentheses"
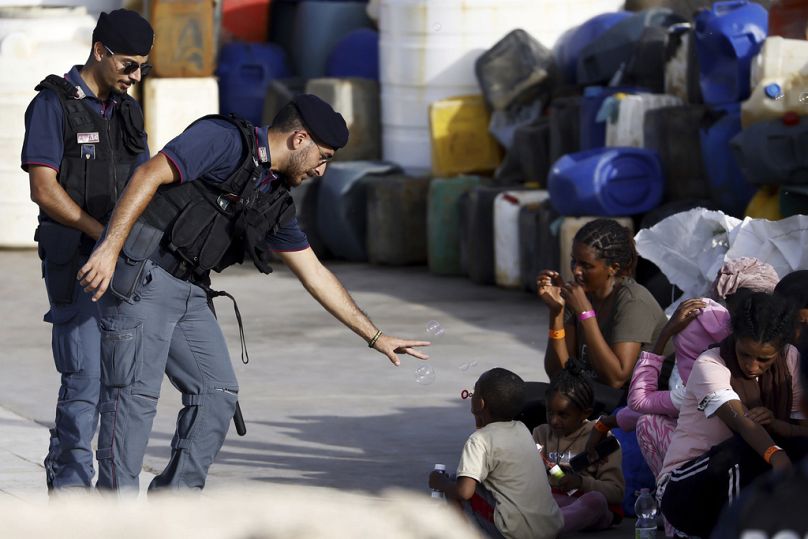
top-left (293, 94), bottom-right (349, 150)
top-left (92, 9), bottom-right (154, 57)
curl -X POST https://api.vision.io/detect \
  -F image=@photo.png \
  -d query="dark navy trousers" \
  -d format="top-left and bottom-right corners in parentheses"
top-left (44, 261), bottom-right (102, 489)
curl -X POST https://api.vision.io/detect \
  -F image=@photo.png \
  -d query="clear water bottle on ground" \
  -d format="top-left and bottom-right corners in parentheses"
top-left (635, 488), bottom-right (658, 538)
top-left (431, 464), bottom-right (446, 501)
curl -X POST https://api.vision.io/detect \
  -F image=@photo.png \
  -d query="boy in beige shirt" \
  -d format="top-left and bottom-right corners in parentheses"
top-left (429, 368), bottom-right (562, 539)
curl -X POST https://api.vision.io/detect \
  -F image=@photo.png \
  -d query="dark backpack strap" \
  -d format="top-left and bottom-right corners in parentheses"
top-left (35, 74), bottom-right (80, 99)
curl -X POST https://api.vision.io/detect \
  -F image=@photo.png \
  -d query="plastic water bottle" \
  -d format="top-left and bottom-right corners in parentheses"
top-left (431, 464), bottom-right (447, 501)
top-left (634, 488), bottom-right (658, 538)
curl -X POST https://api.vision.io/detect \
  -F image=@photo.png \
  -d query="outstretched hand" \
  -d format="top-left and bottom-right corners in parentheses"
top-left (77, 240), bottom-right (120, 302)
top-left (372, 334), bottom-right (430, 366)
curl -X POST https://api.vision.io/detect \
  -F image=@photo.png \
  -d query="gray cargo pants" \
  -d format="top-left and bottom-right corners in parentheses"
top-left (95, 260), bottom-right (239, 491)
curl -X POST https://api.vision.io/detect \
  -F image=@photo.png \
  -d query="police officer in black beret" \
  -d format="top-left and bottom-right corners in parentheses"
top-left (75, 95), bottom-right (431, 492)
top-left (21, 9), bottom-right (153, 491)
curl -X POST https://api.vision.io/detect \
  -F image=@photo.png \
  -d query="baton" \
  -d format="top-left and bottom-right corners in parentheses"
top-left (233, 401), bottom-right (247, 436)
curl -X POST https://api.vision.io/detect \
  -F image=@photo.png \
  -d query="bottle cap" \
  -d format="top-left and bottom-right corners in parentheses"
top-left (434, 464), bottom-right (446, 472)
top-left (765, 83), bottom-right (784, 100)
top-left (549, 464), bottom-right (565, 479)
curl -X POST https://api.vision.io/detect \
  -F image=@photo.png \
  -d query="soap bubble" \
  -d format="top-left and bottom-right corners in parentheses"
top-left (432, 23), bottom-right (442, 32)
top-left (425, 320), bottom-right (445, 337)
top-left (459, 360), bottom-right (478, 371)
top-left (415, 365), bottom-right (436, 385)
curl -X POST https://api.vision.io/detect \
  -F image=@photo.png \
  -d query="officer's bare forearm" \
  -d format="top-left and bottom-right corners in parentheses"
top-left (29, 166), bottom-right (104, 239)
top-left (101, 154), bottom-right (177, 252)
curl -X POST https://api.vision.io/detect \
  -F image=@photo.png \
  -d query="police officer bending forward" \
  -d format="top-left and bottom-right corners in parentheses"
top-left (77, 94), bottom-right (430, 491)
top-left (21, 9), bottom-right (153, 491)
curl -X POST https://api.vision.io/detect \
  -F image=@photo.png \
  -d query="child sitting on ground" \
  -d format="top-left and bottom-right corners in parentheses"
top-left (533, 365), bottom-right (625, 536)
top-left (429, 368), bottom-right (562, 539)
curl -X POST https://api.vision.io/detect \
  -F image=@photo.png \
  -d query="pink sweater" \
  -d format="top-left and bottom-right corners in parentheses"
top-left (627, 351), bottom-right (678, 418)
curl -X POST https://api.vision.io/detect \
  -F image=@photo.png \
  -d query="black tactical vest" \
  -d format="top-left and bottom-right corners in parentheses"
top-left (141, 115), bottom-right (296, 283)
top-left (35, 74), bottom-right (146, 223)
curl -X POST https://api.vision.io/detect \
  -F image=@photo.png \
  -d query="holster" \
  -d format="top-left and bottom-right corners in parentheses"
top-left (36, 222), bottom-right (82, 305)
top-left (109, 221), bottom-right (164, 304)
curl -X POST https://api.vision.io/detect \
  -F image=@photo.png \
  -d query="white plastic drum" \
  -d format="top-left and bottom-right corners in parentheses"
top-left (144, 77), bottom-right (219, 157)
top-left (0, 6), bottom-right (95, 247)
top-left (379, 0), bottom-right (624, 173)
top-left (494, 190), bottom-right (550, 288)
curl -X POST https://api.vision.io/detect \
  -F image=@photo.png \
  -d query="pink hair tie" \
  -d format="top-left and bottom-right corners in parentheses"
top-left (578, 310), bottom-right (596, 322)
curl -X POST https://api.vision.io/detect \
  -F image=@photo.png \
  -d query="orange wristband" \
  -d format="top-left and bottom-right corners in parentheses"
top-left (549, 328), bottom-right (566, 340)
top-left (763, 445), bottom-right (783, 464)
top-left (594, 419), bottom-right (610, 434)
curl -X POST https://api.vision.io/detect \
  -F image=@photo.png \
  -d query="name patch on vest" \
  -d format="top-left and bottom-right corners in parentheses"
top-left (77, 132), bottom-right (100, 144)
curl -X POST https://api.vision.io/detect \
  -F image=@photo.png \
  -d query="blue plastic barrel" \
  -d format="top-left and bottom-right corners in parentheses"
top-left (694, 0), bottom-right (768, 105)
top-left (699, 103), bottom-right (756, 216)
top-left (554, 12), bottom-right (632, 85)
top-left (579, 86), bottom-right (646, 150)
top-left (547, 147), bottom-right (664, 216)
top-left (577, 8), bottom-right (685, 87)
top-left (325, 28), bottom-right (379, 80)
top-left (217, 43), bottom-right (291, 125)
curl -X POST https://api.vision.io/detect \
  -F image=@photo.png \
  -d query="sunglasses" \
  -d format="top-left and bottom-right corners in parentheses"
top-left (104, 45), bottom-right (152, 77)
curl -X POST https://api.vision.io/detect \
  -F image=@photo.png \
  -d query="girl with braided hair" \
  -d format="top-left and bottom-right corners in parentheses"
top-left (525, 219), bottom-right (669, 429)
top-left (658, 292), bottom-right (808, 538)
top-left (533, 363), bottom-right (625, 535)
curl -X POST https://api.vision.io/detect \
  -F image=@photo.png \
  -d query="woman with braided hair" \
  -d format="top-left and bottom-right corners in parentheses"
top-left (522, 219), bottom-right (670, 430)
top-left (658, 292), bottom-right (808, 538)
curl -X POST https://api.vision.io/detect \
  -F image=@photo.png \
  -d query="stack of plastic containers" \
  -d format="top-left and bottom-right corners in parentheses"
top-left (379, 0), bottom-right (623, 172)
top-left (694, 0), bottom-right (768, 216)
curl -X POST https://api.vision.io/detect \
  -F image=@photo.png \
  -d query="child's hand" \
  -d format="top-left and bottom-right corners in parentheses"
top-left (549, 468), bottom-right (583, 491)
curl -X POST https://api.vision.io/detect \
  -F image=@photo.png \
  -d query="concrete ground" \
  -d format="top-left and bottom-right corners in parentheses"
top-left (0, 249), bottom-right (633, 537)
